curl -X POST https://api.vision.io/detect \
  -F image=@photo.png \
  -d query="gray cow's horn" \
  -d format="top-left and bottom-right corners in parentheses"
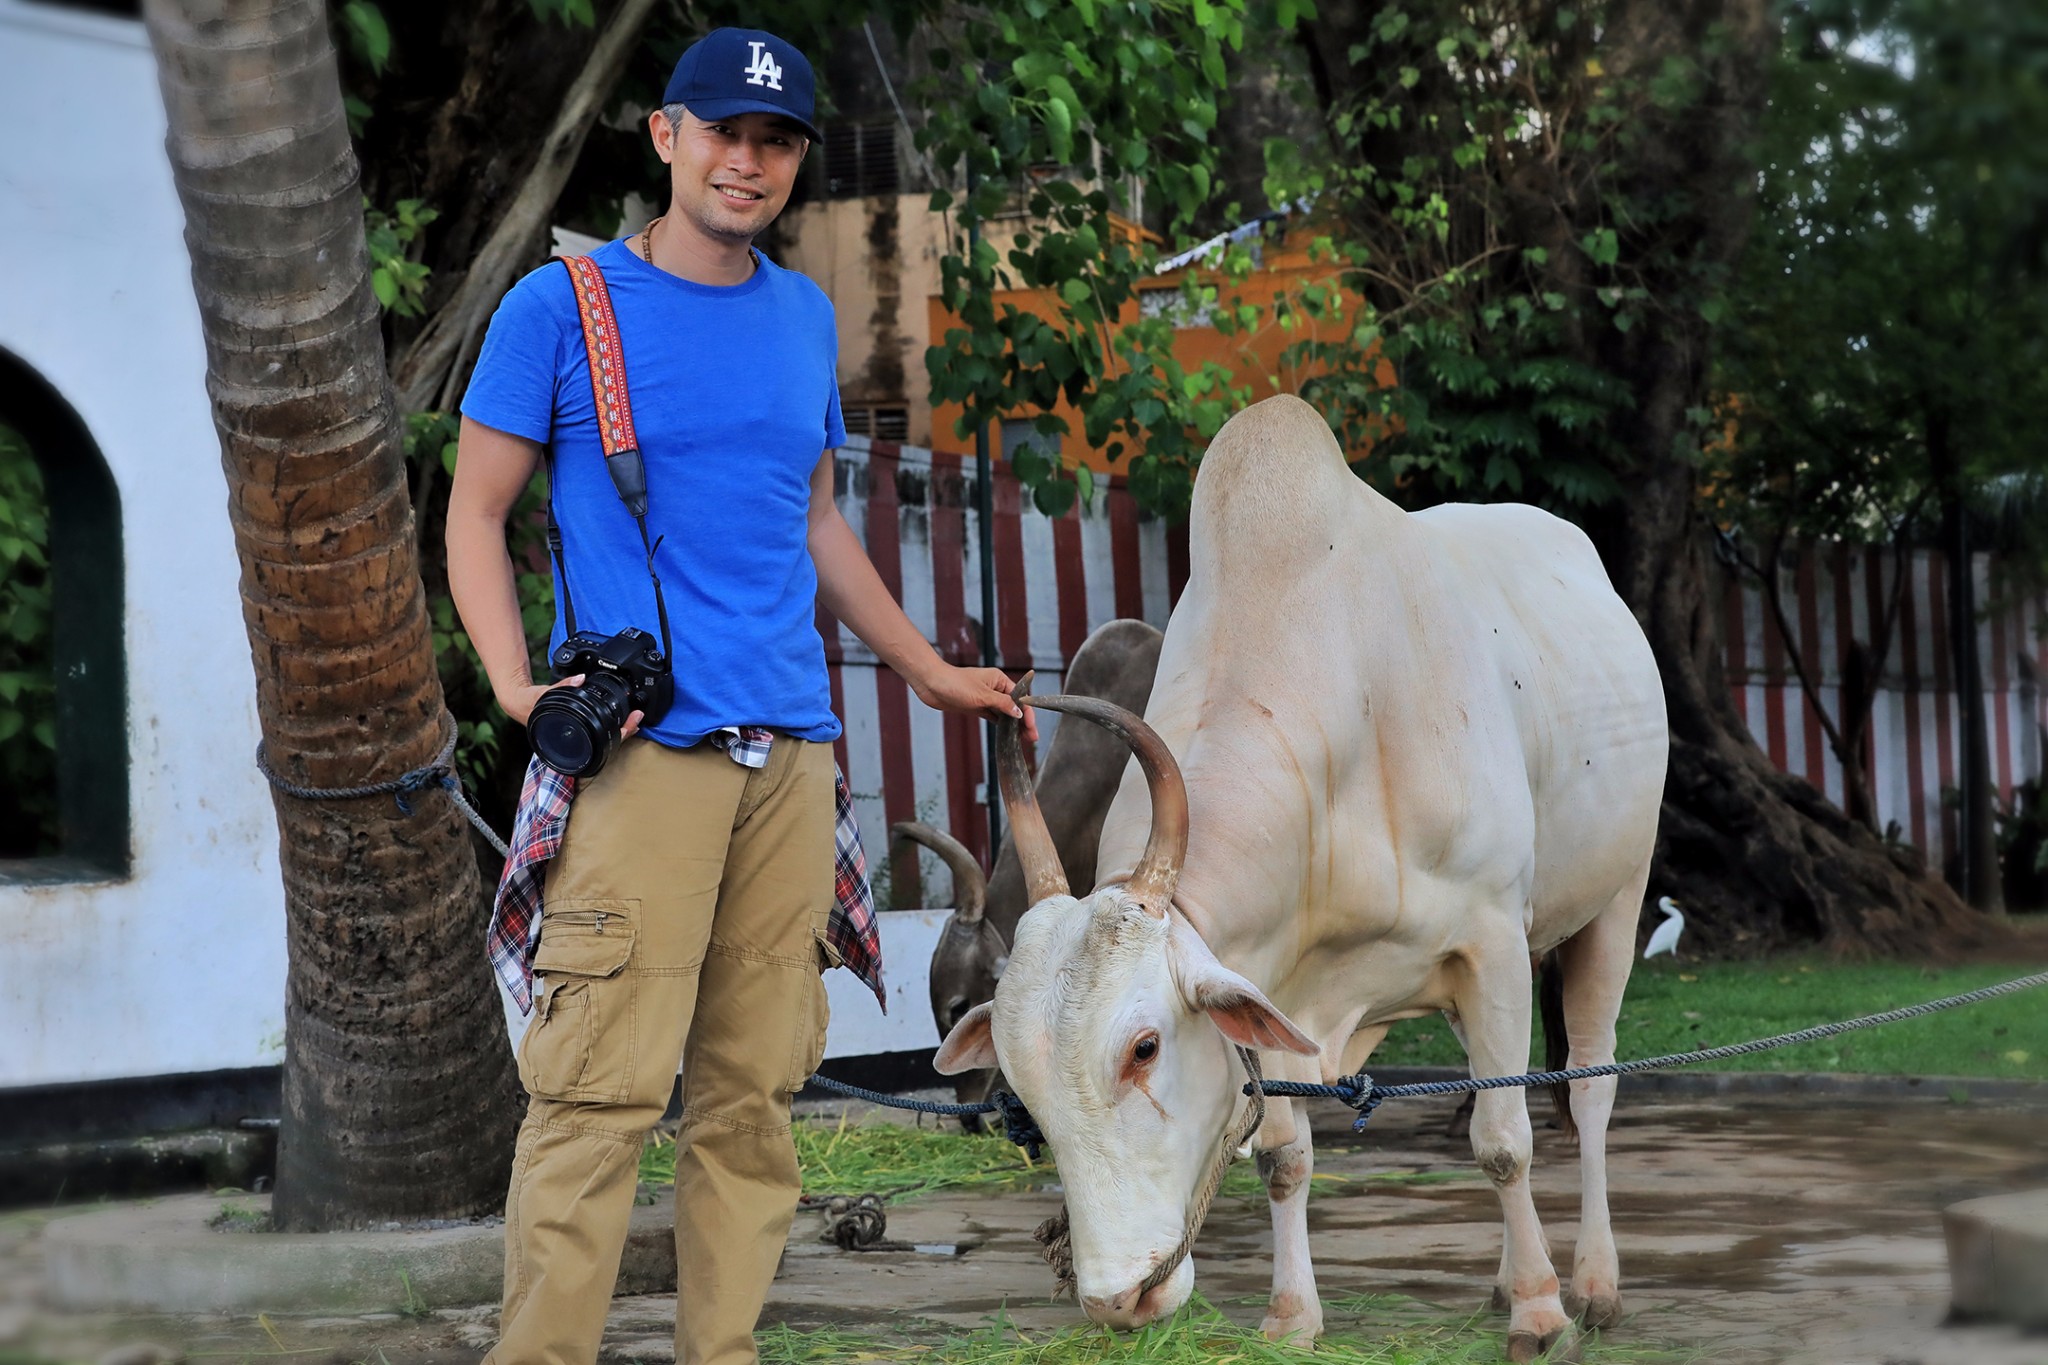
top-left (1017, 692), bottom-right (1188, 919)
top-left (890, 821), bottom-right (987, 923)
top-left (996, 672), bottom-right (1070, 905)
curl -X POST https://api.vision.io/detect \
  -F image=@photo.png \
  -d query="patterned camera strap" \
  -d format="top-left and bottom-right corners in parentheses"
top-left (544, 254), bottom-right (644, 641)
top-left (558, 255), bottom-right (639, 463)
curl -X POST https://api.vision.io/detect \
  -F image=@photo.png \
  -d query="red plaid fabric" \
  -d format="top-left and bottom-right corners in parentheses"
top-left (486, 730), bottom-right (884, 1015)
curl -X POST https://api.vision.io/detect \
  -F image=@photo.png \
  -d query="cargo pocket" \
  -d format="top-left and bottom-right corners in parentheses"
top-left (517, 900), bottom-right (638, 1103)
top-left (785, 926), bottom-right (839, 1092)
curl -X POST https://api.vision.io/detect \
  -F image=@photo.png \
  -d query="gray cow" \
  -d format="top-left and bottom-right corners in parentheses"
top-left (894, 617), bottom-right (1164, 1107)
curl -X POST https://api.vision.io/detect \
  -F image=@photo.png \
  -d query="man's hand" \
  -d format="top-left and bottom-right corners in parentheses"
top-left (913, 664), bottom-right (1040, 743)
top-left (501, 675), bottom-right (644, 739)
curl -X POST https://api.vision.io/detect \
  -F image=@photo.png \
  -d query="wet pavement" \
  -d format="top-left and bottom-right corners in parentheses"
top-left (6, 1087), bottom-right (2047, 1364)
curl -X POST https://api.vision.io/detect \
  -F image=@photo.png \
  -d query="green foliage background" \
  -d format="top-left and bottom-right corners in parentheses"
top-left (0, 425), bottom-right (57, 859)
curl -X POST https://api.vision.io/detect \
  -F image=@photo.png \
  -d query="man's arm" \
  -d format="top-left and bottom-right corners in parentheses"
top-left (807, 450), bottom-right (1034, 734)
top-left (446, 417), bottom-right (559, 727)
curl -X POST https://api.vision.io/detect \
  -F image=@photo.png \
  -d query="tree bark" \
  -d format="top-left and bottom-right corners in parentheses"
top-left (1584, 0), bottom-right (1991, 955)
top-left (146, 0), bottom-right (522, 1230)
top-left (390, 0), bottom-right (665, 418)
top-left (1929, 409), bottom-right (2005, 912)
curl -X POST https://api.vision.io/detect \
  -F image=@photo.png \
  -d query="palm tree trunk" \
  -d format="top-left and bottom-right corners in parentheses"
top-left (145, 0), bottom-right (521, 1230)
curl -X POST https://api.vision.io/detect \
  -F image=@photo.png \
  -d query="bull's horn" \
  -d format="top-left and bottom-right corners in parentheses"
top-left (998, 672), bottom-right (1070, 905)
top-left (890, 821), bottom-right (988, 923)
top-left (1017, 693), bottom-right (1187, 918)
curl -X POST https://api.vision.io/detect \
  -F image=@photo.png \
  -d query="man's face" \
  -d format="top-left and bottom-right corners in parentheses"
top-left (652, 108), bottom-right (808, 246)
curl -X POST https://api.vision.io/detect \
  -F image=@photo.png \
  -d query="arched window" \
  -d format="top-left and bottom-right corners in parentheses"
top-left (0, 349), bottom-right (128, 878)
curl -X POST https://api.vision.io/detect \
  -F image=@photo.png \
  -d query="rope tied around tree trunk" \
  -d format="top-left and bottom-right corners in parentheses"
top-left (254, 715), bottom-right (509, 859)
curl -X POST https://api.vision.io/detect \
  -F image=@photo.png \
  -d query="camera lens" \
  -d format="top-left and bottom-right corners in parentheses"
top-left (530, 709), bottom-right (597, 775)
top-left (529, 673), bottom-right (634, 778)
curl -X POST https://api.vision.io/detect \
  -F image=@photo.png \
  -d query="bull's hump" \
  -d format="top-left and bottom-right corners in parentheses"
top-left (1192, 396), bottom-right (1401, 562)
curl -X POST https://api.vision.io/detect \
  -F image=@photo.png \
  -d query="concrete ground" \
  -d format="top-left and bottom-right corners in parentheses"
top-left (5, 1087), bottom-right (2047, 1365)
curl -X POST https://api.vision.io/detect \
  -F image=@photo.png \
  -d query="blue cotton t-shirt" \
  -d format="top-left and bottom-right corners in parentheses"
top-left (461, 238), bottom-right (846, 748)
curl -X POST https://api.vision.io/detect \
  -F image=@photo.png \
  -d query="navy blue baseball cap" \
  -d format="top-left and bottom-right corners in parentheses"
top-left (663, 28), bottom-right (823, 145)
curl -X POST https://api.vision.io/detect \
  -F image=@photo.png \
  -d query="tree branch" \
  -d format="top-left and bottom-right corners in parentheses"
top-left (390, 0), bottom-right (664, 419)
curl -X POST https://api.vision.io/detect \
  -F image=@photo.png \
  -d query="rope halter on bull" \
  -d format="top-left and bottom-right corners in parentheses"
top-left (997, 674), bottom-right (1267, 1301)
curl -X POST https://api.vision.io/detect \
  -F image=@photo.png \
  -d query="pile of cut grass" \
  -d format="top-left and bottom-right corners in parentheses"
top-left (1371, 953), bottom-right (2048, 1080)
top-left (641, 1114), bottom-right (1049, 1202)
top-left (640, 1117), bottom-right (1476, 1207)
top-left (754, 1296), bottom-right (1697, 1363)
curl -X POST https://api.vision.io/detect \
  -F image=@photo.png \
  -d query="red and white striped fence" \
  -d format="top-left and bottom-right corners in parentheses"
top-left (830, 436), bottom-right (2048, 903)
top-left (825, 437), bottom-right (1187, 907)
top-left (1722, 544), bottom-right (2047, 873)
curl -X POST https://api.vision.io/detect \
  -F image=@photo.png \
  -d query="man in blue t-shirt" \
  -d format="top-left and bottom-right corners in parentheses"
top-left (447, 28), bottom-right (1029, 1365)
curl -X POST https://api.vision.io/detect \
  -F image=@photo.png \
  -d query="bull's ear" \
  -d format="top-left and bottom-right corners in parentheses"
top-left (933, 1001), bottom-right (1000, 1074)
top-left (1170, 931), bottom-right (1320, 1057)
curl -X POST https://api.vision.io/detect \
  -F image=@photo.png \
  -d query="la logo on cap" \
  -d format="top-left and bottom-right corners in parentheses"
top-left (744, 40), bottom-right (784, 91)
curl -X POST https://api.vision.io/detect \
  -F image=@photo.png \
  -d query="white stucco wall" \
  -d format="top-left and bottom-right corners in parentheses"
top-left (0, 0), bottom-right (288, 1089)
top-left (0, 2), bottom-right (939, 1095)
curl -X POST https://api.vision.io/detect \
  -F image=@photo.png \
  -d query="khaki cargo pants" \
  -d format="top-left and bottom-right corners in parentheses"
top-left (489, 735), bottom-right (836, 1365)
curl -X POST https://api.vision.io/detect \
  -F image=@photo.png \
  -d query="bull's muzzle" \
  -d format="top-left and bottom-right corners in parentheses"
top-left (1079, 1260), bottom-right (1192, 1329)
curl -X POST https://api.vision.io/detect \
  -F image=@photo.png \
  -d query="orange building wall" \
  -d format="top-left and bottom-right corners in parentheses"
top-left (927, 229), bottom-right (1389, 476)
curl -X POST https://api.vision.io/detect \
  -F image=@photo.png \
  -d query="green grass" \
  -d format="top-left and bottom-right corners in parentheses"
top-left (640, 1114), bottom-right (1051, 1201)
top-left (754, 1296), bottom-right (1697, 1363)
top-left (1369, 952), bottom-right (2048, 1080)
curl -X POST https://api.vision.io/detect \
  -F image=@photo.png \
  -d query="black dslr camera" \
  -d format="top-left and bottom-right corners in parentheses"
top-left (528, 627), bottom-right (674, 779)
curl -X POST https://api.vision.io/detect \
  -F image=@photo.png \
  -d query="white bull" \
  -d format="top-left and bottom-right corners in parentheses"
top-left (934, 395), bottom-right (1667, 1361)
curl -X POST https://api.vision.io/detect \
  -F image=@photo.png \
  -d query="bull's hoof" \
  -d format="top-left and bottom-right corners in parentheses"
top-left (1261, 1293), bottom-right (1324, 1343)
top-left (1572, 1291), bottom-right (1622, 1330)
top-left (1506, 1322), bottom-right (1581, 1363)
top-left (1260, 1311), bottom-right (1323, 1344)
top-left (1488, 1284), bottom-right (1511, 1314)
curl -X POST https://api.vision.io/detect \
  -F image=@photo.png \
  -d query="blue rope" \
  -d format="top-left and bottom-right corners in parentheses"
top-left (800, 1075), bottom-right (1053, 1158)
top-left (1253, 968), bottom-right (2048, 1130)
top-left (806, 969), bottom-right (2048, 1144)
top-left (803, 1074), bottom-right (994, 1117)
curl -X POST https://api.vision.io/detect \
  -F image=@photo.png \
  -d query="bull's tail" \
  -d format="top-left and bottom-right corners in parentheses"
top-left (1537, 951), bottom-right (1578, 1142)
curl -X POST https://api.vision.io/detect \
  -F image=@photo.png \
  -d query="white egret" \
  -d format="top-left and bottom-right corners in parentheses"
top-left (1643, 895), bottom-right (1685, 960)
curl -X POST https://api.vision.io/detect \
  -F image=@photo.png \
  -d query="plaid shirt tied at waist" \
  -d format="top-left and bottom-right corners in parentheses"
top-left (487, 728), bottom-right (885, 1015)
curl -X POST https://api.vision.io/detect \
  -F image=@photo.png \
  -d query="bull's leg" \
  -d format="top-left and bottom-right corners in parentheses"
top-left (1442, 1010), bottom-right (1515, 1314)
top-left (1551, 873), bottom-right (1645, 1331)
top-left (1458, 938), bottom-right (1576, 1364)
top-left (1257, 1096), bottom-right (1324, 1343)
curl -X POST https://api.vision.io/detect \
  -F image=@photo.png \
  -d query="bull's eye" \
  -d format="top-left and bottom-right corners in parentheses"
top-left (1133, 1034), bottom-right (1159, 1064)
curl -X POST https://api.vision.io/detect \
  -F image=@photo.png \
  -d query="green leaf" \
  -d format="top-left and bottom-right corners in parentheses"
top-left (1075, 463), bottom-right (1095, 505)
top-left (341, 1), bottom-right (391, 76)
top-left (1009, 445), bottom-right (1051, 484)
top-left (1033, 479), bottom-right (1078, 518)
top-left (371, 268), bottom-right (399, 310)
top-left (1044, 97), bottom-right (1074, 163)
